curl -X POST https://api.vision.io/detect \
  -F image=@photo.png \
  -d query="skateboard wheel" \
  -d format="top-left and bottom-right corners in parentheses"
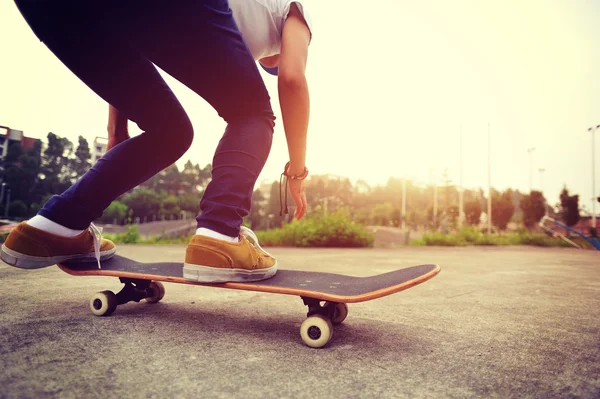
top-left (300, 315), bottom-right (334, 348)
top-left (145, 281), bottom-right (165, 304)
top-left (330, 302), bottom-right (348, 324)
top-left (89, 290), bottom-right (118, 317)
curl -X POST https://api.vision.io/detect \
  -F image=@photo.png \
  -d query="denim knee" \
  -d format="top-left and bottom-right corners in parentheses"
top-left (147, 111), bottom-right (194, 162)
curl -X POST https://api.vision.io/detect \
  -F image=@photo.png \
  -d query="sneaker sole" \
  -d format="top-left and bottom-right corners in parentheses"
top-left (183, 261), bottom-right (278, 283)
top-left (0, 244), bottom-right (117, 269)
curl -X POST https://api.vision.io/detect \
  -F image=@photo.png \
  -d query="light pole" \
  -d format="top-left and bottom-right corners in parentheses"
top-left (539, 168), bottom-right (546, 215)
top-left (401, 178), bottom-right (407, 230)
top-left (459, 123), bottom-right (464, 228)
top-left (487, 123), bottom-right (492, 234)
top-left (433, 177), bottom-right (438, 230)
top-left (429, 168), bottom-right (438, 230)
top-left (527, 147), bottom-right (536, 193)
top-left (589, 124), bottom-right (600, 230)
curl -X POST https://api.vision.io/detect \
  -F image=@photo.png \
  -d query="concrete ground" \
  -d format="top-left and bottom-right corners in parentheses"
top-left (1, 245), bottom-right (599, 398)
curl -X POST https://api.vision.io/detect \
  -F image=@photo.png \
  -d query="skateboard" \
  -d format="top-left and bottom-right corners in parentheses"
top-left (58, 255), bottom-right (440, 348)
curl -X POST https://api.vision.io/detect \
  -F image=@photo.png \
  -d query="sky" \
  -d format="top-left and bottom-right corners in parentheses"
top-left (1, 0), bottom-right (599, 212)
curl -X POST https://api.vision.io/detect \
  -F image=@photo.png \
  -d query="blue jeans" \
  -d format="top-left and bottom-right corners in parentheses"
top-left (15, 0), bottom-right (275, 237)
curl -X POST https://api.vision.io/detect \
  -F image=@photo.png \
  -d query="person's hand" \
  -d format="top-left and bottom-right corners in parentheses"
top-left (106, 134), bottom-right (130, 151)
top-left (107, 104), bottom-right (129, 151)
top-left (288, 179), bottom-right (307, 220)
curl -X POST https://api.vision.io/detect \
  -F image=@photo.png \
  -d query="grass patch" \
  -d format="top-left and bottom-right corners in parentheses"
top-left (104, 213), bottom-right (374, 248)
top-left (255, 212), bottom-right (374, 248)
top-left (412, 227), bottom-right (575, 248)
top-left (104, 225), bottom-right (193, 245)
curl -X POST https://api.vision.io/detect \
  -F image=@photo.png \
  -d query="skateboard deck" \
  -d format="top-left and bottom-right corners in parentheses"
top-left (59, 255), bottom-right (440, 348)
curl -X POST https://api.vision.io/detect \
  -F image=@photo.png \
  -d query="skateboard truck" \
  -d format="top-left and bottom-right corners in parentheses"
top-left (115, 278), bottom-right (154, 305)
top-left (302, 297), bottom-right (338, 318)
top-left (88, 278), bottom-right (165, 317)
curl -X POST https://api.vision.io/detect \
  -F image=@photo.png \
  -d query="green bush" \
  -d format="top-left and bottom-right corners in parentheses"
top-left (255, 212), bottom-right (374, 247)
top-left (419, 231), bottom-right (468, 246)
top-left (104, 224), bottom-right (141, 244)
top-left (412, 227), bottom-right (575, 248)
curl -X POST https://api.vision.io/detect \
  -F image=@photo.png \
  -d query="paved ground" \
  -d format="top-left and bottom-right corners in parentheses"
top-left (1, 245), bottom-right (599, 398)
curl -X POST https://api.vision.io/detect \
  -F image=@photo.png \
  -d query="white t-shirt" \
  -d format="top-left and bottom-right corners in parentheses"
top-left (228, 0), bottom-right (312, 61)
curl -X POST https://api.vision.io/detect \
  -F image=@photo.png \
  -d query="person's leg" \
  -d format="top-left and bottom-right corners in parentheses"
top-left (102, 1), bottom-right (277, 281)
top-left (28, 0), bottom-right (274, 236)
top-left (2, 0), bottom-right (193, 268)
top-left (13, 1), bottom-right (194, 229)
top-left (109, 0), bottom-right (275, 238)
top-left (6, 0), bottom-right (277, 279)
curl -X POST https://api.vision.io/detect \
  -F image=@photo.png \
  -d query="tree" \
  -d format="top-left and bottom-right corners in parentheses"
top-left (159, 164), bottom-right (182, 195)
top-left (446, 205), bottom-right (459, 228)
top-left (303, 175), bottom-right (353, 216)
top-left (180, 161), bottom-right (212, 193)
top-left (122, 188), bottom-right (162, 221)
top-left (464, 199), bottom-right (482, 226)
top-left (372, 202), bottom-right (394, 226)
top-left (248, 189), bottom-right (266, 230)
top-left (159, 195), bottom-right (181, 220)
top-left (427, 206), bottom-right (443, 229)
top-left (1, 141), bottom-right (42, 214)
top-left (8, 200), bottom-right (28, 218)
top-left (520, 191), bottom-right (546, 229)
top-left (39, 132), bottom-right (74, 195)
top-left (177, 193), bottom-right (201, 214)
top-left (491, 189), bottom-right (515, 230)
top-left (559, 187), bottom-right (580, 227)
top-left (99, 201), bottom-right (128, 224)
top-left (71, 136), bottom-right (91, 181)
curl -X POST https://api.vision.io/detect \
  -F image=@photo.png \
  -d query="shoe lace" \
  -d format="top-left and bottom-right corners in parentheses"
top-left (240, 226), bottom-right (272, 257)
top-left (88, 222), bottom-right (103, 269)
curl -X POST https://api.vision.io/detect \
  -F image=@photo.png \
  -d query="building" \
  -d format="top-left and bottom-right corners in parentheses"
top-left (91, 136), bottom-right (108, 164)
top-left (0, 125), bottom-right (40, 159)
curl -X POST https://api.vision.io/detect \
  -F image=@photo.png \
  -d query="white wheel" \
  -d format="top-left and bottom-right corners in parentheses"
top-left (145, 281), bottom-right (165, 304)
top-left (330, 302), bottom-right (348, 324)
top-left (89, 290), bottom-right (118, 316)
top-left (300, 315), bottom-right (334, 348)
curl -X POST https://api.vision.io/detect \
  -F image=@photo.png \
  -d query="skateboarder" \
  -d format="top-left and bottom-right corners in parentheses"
top-left (1, 0), bottom-right (312, 283)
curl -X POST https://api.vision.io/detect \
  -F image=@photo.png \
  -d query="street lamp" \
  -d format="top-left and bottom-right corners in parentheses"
top-left (430, 169), bottom-right (438, 230)
top-left (527, 147), bottom-right (536, 192)
top-left (458, 123), bottom-right (464, 228)
top-left (487, 123), bottom-right (492, 234)
top-left (401, 178), bottom-right (407, 230)
top-left (539, 168), bottom-right (546, 215)
top-left (589, 124), bottom-right (600, 231)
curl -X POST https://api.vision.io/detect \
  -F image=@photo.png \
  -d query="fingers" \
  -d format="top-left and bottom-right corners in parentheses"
top-left (301, 192), bottom-right (307, 218)
top-left (289, 180), bottom-right (307, 220)
top-left (295, 191), bottom-right (307, 220)
top-left (292, 190), bottom-right (305, 220)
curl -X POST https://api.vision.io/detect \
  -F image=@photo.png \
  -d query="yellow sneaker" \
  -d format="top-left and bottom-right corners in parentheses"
top-left (184, 226), bottom-right (277, 283)
top-left (1, 222), bottom-right (116, 269)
